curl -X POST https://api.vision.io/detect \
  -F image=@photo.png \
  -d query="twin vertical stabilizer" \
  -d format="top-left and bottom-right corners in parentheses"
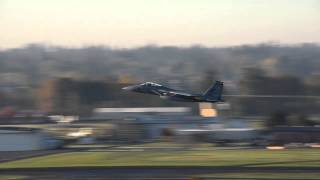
top-left (203, 81), bottom-right (224, 102)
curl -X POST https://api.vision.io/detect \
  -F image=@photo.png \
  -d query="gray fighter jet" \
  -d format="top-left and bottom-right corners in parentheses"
top-left (122, 81), bottom-right (224, 103)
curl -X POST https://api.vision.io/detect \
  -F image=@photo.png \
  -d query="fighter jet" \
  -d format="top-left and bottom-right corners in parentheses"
top-left (122, 81), bottom-right (224, 103)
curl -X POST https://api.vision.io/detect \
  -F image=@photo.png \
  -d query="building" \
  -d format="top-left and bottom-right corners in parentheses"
top-left (113, 115), bottom-right (219, 142)
top-left (0, 127), bottom-right (62, 151)
top-left (92, 107), bottom-right (191, 119)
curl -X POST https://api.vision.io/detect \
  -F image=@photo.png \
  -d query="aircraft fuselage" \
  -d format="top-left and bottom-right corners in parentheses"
top-left (122, 81), bottom-right (223, 103)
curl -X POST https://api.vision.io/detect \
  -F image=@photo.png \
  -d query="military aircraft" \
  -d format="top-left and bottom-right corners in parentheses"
top-left (122, 81), bottom-right (224, 103)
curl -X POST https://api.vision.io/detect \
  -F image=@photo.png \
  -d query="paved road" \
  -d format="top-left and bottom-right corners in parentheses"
top-left (1, 167), bottom-right (320, 180)
top-left (0, 149), bottom-right (71, 163)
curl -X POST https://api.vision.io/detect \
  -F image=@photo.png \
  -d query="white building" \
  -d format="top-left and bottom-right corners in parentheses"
top-left (0, 127), bottom-right (62, 151)
top-left (92, 107), bottom-right (191, 119)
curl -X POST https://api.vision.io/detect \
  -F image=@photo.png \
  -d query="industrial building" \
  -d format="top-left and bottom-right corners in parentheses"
top-left (0, 127), bottom-right (62, 151)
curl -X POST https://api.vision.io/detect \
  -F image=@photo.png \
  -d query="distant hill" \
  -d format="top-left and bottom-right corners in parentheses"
top-left (1, 43), bottom-right (320, 88)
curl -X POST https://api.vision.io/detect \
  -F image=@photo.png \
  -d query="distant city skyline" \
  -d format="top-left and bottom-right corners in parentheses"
top-left (0, 0), bottom-right (319, 49)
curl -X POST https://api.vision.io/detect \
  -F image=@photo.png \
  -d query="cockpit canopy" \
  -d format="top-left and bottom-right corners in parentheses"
top-left (141, 82), bottom-right (162, 87)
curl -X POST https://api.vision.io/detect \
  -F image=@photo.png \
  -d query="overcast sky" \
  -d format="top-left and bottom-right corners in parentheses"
top-left (0, 0), bottom-right (319, 49)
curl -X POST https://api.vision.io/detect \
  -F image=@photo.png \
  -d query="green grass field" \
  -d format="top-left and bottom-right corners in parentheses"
top-left (0, 175), bottom-right (26, 180)
top-left (0, 149), bottom-right (319, 169)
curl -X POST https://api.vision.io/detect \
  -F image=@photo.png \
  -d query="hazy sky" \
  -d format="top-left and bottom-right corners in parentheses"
top-left (0, 0), bottom-right (319, 49)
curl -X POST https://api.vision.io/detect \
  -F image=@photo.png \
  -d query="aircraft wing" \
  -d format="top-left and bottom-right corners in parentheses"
top-left (168, 91), bottom-right (194, 96)
top-left (154, 89), bottom-right (194, 96)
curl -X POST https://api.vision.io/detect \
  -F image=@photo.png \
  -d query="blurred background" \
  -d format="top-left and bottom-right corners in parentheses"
top-left (0, 0), bottom-right (320, 179)
top-left (0, 0), bottom-right (320, 149)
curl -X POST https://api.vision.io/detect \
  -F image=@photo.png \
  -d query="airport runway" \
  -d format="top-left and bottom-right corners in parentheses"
top-left (71, 144), bottom-right (260, 152)
top-left (1, 167), bottom-right (319, 180)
